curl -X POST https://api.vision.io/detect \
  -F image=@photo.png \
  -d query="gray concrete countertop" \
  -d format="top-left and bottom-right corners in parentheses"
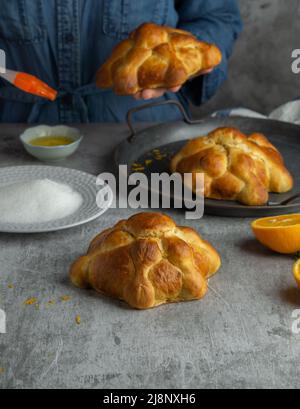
top-left (0, 123), bottom-right (299, 389)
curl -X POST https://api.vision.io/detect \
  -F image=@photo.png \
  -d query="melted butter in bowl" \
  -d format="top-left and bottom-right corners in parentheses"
top-left (20, 125), bottom-right (83, 162)
top-left (29, 136), bottom-right (75, 147)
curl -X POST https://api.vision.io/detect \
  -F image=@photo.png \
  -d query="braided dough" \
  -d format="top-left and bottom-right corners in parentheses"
top-left (170, 127), bottom-right (294, 206)
top-left (70, 212), bottom-right (221, 309)
top-left (96, 23), bottom-right (222, 95)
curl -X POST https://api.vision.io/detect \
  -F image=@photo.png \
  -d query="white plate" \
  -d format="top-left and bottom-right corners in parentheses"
top-left (0, 166), bottom-right (113, 233)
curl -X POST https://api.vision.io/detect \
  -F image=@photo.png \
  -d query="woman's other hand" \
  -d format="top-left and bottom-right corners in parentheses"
top-left (134, 86), bottom-right (181, 100)
top-left (134, 69), bottom-right (213, 100)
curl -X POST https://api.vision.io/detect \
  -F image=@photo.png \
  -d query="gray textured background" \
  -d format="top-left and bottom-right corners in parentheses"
top-left (1, 123), bottom-right (300, 389)
top-left (193, 0), bottom-right (300, 118)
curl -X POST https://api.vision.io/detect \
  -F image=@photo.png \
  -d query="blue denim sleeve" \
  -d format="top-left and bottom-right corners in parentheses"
top-left (176, 0), bottom-right (243, 106)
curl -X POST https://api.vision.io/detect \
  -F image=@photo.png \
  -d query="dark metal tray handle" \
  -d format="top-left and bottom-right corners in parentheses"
top-left (277, 192), bottom-right (300, 206)
top-left (126, 99), bottom-right (203, 142)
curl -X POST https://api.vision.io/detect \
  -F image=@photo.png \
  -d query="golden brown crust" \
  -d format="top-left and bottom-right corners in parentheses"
top-left (70, 212), bottom-right (221, 309)
top-left (170, 127), bottom-right (294, 206)
top-left (96, 23), bottom-right (222, 95)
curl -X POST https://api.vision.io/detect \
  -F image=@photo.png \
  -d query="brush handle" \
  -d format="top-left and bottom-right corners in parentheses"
top-left (0, 69), bottom-right (17, 84)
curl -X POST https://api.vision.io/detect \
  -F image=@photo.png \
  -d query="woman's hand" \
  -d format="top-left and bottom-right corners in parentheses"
top-left (134, 69), bottom-right (213, 100)
top-left (134, 86), bottom-right (181, 100)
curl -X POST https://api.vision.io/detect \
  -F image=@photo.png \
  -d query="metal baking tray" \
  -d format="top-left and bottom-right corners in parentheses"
top-left (115, 100), bottom-right (300, 217)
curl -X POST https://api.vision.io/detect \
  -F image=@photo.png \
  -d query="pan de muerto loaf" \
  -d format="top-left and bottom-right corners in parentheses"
top-left (70, 212), bottom-right (221, 309)
top-left (96, 23), bottom-right (222, 95)
top-left (170, 127), bottom-right (294, 206)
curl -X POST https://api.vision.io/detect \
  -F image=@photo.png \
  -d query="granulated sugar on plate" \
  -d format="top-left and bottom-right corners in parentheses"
top-left (0, 179), bottom-right (83, 224)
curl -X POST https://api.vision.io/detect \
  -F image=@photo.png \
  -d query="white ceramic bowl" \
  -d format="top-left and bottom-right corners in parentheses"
top-left (20, 125), bottom-right (83, 162)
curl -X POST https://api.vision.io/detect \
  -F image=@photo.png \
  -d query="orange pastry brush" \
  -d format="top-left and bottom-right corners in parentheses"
top-left (0, 69), bottom-right (57, 101)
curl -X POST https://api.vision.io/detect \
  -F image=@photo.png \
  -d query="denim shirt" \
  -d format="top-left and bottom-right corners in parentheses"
top-left (0, 0), bottom-right (242, 123)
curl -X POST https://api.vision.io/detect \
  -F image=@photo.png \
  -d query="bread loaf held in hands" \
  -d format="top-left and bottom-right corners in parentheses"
top-left (70, 212), bottom-right (221, 309)
top-left (96, 23), bottom-right (222, 95)
top-left (170, 127), bottom-right (294, 206)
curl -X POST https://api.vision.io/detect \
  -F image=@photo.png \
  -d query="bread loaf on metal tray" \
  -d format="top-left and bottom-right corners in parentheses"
top-left (171, 127), bottom-right (294, 206)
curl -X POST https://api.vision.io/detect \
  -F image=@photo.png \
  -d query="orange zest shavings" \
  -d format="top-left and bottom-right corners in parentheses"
top-left (151, 149), bottom-right (167, 161)
top-left (23, 297), bottom-right (38, 306)
top-left (60, 295), bottom-right (72, 302)
top-left (131, 163), bottom-right (145, 172)
top-left (145, 159), bottom-right (153, 166)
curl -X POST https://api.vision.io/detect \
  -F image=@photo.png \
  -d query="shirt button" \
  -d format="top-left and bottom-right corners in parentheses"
top-left (61, 94), bottom-right (73, 106)
top-left (65, 33), bottom-right (75, 43)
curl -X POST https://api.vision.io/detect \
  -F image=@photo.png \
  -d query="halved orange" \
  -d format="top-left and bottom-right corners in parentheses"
top-left (251, 214), bottom-right (300, 254)
top-left (294, 259), bottom-right (300, 288)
